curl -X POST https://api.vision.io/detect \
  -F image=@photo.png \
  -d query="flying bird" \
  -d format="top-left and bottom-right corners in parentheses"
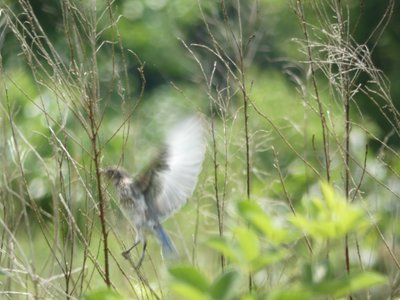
top-left (103, 116), bottom-right (206, 268)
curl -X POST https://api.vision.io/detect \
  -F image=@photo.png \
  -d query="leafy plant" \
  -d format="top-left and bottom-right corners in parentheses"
top-left (170, 182), bottom-right (387, 299)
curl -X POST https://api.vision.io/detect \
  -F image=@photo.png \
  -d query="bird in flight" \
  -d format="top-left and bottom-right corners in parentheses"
top-left (103, 116), bottom-right (206, 268)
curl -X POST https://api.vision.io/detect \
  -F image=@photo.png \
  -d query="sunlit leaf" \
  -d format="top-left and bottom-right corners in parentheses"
top-left (320, 181), bottom-right (336, 208)
top-left (290, 217), bottom-right (336, 238)
top-left (290, 182), bottom-right (367, 239)
top-left (233, 227), bottom-right (260, 262)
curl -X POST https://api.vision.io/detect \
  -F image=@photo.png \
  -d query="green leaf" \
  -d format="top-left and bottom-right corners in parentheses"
top-left (267, 287), bottom-right (313, 300)
top-left (171, 282), bottom-right (210, 300)
top-left (238, 200), bottom-right (265, 219)
top-left (169, 265), bottom-right (210, 291)
top-left (290, 216), bottom-right (336, 238)
top-left (233, 227), bottom-right (260, 262)
top-left (290, 182), bottom-right (367, 239)
top-left (250, 249), bottom-right (289, 272)
top-left (238, 201), bottom-right (291, 244)
top-left (320, 181), bottom-right (336, 208)
top-left (84, 289), bottom-right (124, 300)
top-left (207, 237), bottom-right (239, 262)
top-left (210, 269), bottom-right (240, 300)
top-left (312, 271), bottom-right (387, 297)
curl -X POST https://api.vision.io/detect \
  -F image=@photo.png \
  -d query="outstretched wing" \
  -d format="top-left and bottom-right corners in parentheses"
top-left (150, 115), bottom-right (206, 220)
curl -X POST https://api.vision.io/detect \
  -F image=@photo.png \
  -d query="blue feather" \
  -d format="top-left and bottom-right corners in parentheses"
top-left (154, 223), bottom-right (177, 258)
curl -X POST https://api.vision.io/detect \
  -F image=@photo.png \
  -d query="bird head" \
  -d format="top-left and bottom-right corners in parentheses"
top-left (101, 166), bottom-right (130, 185)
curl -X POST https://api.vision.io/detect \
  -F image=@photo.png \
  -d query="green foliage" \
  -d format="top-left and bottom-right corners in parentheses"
top-left (267, 271), bottom-right (386, 300)
top-left (210, 269), bottom-right (241, 300)
top-left (2, 1), bottom-right (399, 299)
top-left (170, 266), bottom-right (240, 300)
top-left (238, 200), bottom-right (294, 245)
top-left (170, 182), bottom-right (387, 299)
top-left (170, 266), bottom-right (210, 292)
top-left (290, 182), bottom-right (368, 239)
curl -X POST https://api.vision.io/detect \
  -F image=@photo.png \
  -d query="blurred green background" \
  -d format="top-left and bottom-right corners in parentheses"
top-left (1, 0), bottom-right (400, 299)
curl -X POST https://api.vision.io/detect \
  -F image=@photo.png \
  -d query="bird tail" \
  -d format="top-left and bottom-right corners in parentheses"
top-left (154, 223), bottom-right (178, 259)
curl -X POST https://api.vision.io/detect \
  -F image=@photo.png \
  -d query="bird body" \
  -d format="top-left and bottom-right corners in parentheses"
top-left (103, 116), bottom-right (206, 267)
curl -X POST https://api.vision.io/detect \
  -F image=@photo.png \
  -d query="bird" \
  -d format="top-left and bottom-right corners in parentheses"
top-left (102, 116), bottom-right (206, 268)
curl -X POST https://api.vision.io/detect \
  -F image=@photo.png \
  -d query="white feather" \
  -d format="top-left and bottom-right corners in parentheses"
top-left (154, 116), bottom-right (206, 220)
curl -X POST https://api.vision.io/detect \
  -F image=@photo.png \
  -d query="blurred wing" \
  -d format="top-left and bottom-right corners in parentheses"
top-left (153, 116), bottom-right (206, 220)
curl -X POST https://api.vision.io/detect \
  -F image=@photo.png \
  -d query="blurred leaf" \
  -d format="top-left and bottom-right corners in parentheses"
top-left (312, 271), bottom-right (387, 297)
top-left (233, 227), bottom-right (260, 262)
top-left (207, 237), bottom-right (240, 262)
top-left (266, 287), bottom-right (313, 300)
top-left (238, 201), bottom-right (292, 244)
top-left (250, 249), bottom-right (289, 272)
top-left (290, 217), bottom-right (337, 238)
top-left (320, 181), bottom-right (336, 207)
top-left (84, 288), bottom-right (124, 300)
top-left (301, 263), bottom-right (313, 284)
top-left (171, 282), bottom-right (210, 300)
top-left (169, 265), bottom-right (210, 291)
top-left (290, 182), bottom-right (367, 239)
top-left (210, 269), bottom-right (240, 300)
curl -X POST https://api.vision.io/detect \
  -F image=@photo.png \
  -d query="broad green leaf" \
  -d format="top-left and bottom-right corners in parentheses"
top-left (312, 271), bottom-right (387, 297)
top-left (84, 289), bottom-right (124, 300)
top-left (233, 227), bottom-right (260, 262)
top-left (210, 269), bottom-right (240, 300)
top-left (169, 265), bottom-right (210, 291)
top-left (238, 200), bottom-right (266, 218)
top-left (207, 237), bottom-right (240, 262)
top-left (171, 282), bottom-right (210, 300)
